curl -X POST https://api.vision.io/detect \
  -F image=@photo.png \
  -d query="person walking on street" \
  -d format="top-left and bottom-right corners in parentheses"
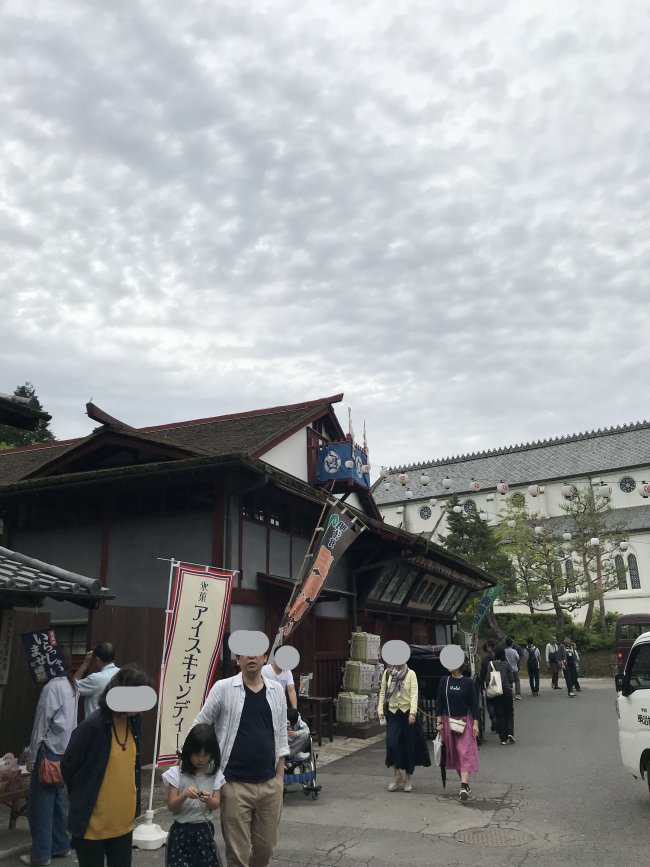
top-left (479, 640), bottom-right (497, 732)
top-left (22, 650), bottom-right (78, 867)
top-left (572, 642), bottom-right (582, 692)
top-left (525, 637), bottom-right (541, 696)
top-left (163, 724), bottom-right (225, 867)
top-left (191, 648), bottom-right (289, 867)
top-left (546, 636), bottom-right (561, 689)
top-left (61, 665), bottom-right (150, 867)
top-left (487, 647), bottom-right (515, 745)
top-left (378, 658), bottom-right (430, 792)
top-left (436, 646), bottom-right (480, 802)
top-left (505, 638), bottom-right (522, 700)
top-left (74, 642), bottom-right (120, 718)
top-left (559, 636), bottom-right (579, 696)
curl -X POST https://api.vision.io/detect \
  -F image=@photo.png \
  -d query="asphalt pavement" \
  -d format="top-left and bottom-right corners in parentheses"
top-left (3, 677), bottom-right (648, 866)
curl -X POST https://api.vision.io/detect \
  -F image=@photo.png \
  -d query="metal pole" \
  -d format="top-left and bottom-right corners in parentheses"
top-left (146, 558), bottom-right (177, 813)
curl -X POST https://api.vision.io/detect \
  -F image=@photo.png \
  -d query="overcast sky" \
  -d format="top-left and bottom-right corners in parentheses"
top-left (1, 1), bottom-right (649, 470)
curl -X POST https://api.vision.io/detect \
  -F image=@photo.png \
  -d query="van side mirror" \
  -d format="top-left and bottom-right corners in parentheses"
top-left (615, 674), bottom-right (633, 696)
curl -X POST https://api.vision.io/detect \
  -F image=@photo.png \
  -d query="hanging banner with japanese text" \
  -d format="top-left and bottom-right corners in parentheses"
top-left (21, 629), bottom-right (66, 684)
top-left (157, 563), bottom-right (234, 764)
top-left (471, 583), bottom-right (502, 634)
top-left (272, 502), bottom-right (364, 652)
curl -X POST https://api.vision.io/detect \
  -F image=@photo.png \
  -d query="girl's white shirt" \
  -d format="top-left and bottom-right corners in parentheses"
top-left (162, 765), bottom-right (226, 824)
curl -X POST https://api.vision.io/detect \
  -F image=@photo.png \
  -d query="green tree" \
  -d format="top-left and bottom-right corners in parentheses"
top-left (497, 488), bottom-right (628, 634)
top-left (497, 497), bottom-right (584, 634)
top-left (0, 382), bottom-right (55, 448)
top-left (440, 495), bottom-right (514, 636)
top-left (559, 486), bottom-right (628, 632)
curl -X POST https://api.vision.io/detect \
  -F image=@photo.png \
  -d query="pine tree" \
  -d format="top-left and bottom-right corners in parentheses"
top-left (440, 495), bottom-right (514, 635)
top-left (0, 383), bottom-right (55, 448)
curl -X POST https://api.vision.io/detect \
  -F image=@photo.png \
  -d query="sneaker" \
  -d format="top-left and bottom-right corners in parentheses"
top-left (501, 741), bottom-right (508, 745)
top-left (388, 777), bottom-right (404, 791)
top-left (515, 695), bottom-right (522, 700)
top-left (570, 691), bottom-right (576, 697)
top-left (507, 735), bottom-right (516, 744)
top-left (403, 779), bottom-right (412, 793)
top-left (20, 858), bottom-right (51, 866)
top-left (459, 786), bottom-right (470, 802)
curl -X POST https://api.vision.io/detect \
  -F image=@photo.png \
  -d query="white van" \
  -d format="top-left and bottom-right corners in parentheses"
top-left (616, 630), bottom-right (650, 794)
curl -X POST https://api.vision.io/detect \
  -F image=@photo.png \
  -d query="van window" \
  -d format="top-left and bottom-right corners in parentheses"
top-left (627, 645), bottom-right (650, 689)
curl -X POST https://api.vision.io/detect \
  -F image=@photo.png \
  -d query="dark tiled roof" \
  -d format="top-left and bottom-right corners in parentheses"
top-left (544, 505), bottom-right (650, 535)
top-left (0, 395), bottom-right (343, 487)
top-left (373, 421), bottom-right (650, 504)
top-left (0, 544), bottom-right (108, 600)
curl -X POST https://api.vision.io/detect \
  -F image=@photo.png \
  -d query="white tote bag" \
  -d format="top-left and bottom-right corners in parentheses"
top-left (486, 661), bottom-right (503, 699)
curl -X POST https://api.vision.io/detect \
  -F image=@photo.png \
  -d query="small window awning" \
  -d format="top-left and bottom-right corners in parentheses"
top-left (0, 545), bottom-right (113, 609)
top-left (256, 572), bottom-right (355, 600)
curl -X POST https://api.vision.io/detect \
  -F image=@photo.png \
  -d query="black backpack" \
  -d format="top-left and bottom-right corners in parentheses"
top-left (526, 645), bottom-right (539, 670)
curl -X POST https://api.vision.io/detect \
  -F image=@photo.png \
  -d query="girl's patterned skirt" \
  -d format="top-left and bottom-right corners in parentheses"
top-left (166, 820), bottom-right (223, 867)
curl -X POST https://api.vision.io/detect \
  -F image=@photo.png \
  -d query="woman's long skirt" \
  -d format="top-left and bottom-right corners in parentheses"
top-left (385, 709), bottom-right (431, 775)
top-left (441, 715), bottom-right (479, 774)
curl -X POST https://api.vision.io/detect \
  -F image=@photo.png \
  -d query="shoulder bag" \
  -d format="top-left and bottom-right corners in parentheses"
top-left (486, 661), bottom-right (503, 699)
top-left (39, 754), bottom-right (63, 785)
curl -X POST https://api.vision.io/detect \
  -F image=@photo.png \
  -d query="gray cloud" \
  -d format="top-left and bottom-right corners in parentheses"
top-left (1, 0), bottom-right (649, 469)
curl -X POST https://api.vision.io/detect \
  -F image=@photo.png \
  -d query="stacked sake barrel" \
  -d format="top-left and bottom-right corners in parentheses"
top-left (336, 632), bottom-right (382, 725)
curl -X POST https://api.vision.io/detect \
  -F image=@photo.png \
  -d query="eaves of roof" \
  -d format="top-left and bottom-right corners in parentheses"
top-left (0, 544), bottom-right (112, 609)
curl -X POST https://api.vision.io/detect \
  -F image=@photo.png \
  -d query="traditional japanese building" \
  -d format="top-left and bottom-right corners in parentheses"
top-left (0, 394), bottom-right (491, 752)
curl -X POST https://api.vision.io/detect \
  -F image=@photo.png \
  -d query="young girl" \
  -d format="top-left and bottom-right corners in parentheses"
top-left (162, 724), bottom-right (225, 867)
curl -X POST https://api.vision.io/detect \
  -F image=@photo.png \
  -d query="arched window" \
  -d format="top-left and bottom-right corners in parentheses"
top-left (615, 555), bottom-right (627, 591)
top-left (565, 560), bottom-right (576, 594)
top-left (629, 554), bottom-right (641, 590)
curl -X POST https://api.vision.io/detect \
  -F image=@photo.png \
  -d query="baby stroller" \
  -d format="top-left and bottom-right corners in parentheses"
top-left (284, 708), bottom-right (322, 801)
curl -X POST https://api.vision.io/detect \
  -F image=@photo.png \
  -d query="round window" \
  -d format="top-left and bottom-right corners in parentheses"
top-left (463, 499), bottom-right (477, 514)
top-left (511, 492), bottom-right (525, 506)
top-left (419, 506), bottom-right (432, 520)
top-left (619, 476), bottom-right (636, 494)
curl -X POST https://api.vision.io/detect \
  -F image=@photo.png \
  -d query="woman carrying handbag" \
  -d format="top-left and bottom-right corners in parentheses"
top-left (22, 649), bottom-right (78, 866)
top-left (435, 645), bottom-right (480, 802)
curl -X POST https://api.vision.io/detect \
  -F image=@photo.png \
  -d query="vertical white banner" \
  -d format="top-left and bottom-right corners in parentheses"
top-left (157, 564), bottom-right (234, 763)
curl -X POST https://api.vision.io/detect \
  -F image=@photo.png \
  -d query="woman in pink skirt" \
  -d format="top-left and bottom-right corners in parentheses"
top-left (436, 651), bottom-right (480, 802)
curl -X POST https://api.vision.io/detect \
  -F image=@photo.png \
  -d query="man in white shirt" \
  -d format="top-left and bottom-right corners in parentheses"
top-left (192, 652), bottom-right (289, 867)
top-left (74, 642), bottom-right (120, 717)
top-left (261, 658), bottom-right (298, 708)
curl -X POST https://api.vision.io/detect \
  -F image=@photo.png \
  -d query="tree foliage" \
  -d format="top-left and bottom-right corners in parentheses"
top-left (0, 382), bottom-right (55, 448)
top-left (497, 487), bottom-right (628, 633)
top-left (439, 495), bottom-right (514, 635)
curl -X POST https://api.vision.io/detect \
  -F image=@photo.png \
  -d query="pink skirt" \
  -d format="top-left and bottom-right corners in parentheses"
top-left (442, 715), bottom-right (479, 774)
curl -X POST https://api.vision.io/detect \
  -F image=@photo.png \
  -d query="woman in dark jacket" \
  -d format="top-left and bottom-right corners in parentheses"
top-left (62, 665), bottom-right (148, 867)
top-left (436, 655), bottom-right (480, 802)
top-left (487, 646), bottom-right (515, 745)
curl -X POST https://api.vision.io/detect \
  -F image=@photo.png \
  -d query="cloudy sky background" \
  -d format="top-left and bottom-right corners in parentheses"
top-left (1, 1), bottom-right (649, 470)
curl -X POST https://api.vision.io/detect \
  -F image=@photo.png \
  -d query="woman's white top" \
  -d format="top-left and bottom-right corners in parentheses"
top-left (162, 765), bottom-right (226, 823)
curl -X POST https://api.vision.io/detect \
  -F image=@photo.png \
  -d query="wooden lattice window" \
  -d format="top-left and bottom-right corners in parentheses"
top-left (629, 554), bottom-right (641, 590)
top-left (615, 555), bottom-right (627, 591)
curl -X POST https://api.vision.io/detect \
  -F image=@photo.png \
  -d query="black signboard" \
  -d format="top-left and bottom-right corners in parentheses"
top-left (21, 629), bottom-right (66, 684)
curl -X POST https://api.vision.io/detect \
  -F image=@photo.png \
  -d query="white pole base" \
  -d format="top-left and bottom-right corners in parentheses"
top-left (133, 809), bottom-right (168, 850)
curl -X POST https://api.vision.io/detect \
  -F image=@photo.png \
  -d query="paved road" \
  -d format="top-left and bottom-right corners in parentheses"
top-left (5, 678), bottom-right (648, 866)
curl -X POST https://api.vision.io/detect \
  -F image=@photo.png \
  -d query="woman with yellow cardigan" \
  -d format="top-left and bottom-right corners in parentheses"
top-left (378, 661), bottom-right (431, 792)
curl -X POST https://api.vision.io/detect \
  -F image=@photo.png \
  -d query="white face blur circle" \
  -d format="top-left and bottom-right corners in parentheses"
top-left (440, 644), bottom-right (465, 671)
top-left (274, 646), bottom-right (300, 671)
top-left (381, 640), bottom-right (411, 666)
top-left (106, 685), bottom-right (157, 714)
top-left (228, 630), bottom-right (269, 656)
